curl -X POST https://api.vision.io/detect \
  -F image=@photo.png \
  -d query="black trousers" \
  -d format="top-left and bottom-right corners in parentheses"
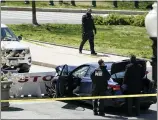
top-left (127, 97), bottom-right (140, 116)
top-left (113, 1), bottom-right (118, 8)
top-left (134, 1), bottom-right (139, 8)
top-left (92, 91), bottom-right (105, 113)
top-left (79, 32), bottom-right (95, 54)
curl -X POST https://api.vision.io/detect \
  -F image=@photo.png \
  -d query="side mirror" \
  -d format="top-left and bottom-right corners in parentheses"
top-left (18, 35), bottom-right (22, 41)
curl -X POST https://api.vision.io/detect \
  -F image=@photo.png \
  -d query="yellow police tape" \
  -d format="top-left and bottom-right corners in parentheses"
top-left (1, 94), bottom-right (157, 103)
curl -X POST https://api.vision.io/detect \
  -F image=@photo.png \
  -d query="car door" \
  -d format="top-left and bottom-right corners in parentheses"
top-left (71, 65), bottom-right (90, 95)
top-left (58, 64), bottom-right (69, 96)
top-left (81, 66), bottom-right (96, 96)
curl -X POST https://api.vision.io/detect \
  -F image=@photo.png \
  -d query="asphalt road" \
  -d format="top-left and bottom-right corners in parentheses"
top-left (1, 65), bottom-right (156, 119)
top-left (1, 11), bottom-right (108, 24)
top-left (1, 100), bottom-right (157, 119)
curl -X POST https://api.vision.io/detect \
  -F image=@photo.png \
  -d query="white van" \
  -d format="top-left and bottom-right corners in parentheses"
top-left (1, 24), bottom-right (31, 72)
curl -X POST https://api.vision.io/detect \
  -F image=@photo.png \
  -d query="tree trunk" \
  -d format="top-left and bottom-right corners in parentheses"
top-left (32, 1), bottom-right (39, 26)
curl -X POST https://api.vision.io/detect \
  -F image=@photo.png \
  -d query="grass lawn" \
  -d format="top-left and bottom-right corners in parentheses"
top-left (1, 1), bottom-right (153, 11)
top-left (8, 24), bottom-right (152, 59)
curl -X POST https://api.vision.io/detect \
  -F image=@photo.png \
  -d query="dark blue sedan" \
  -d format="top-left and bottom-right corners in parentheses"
top-left (45, 59), bottom-right (157, 110)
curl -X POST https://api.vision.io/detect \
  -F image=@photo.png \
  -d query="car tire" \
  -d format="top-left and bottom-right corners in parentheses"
top-left (49, 83), bottom-right (59, 98)
top-left (141, 104), bottom-right (151, 110)
top-left (19, 64), bottom-right (30, 73)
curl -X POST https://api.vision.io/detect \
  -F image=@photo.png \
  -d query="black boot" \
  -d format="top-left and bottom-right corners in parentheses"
top-left (99, 112), bottom-right (105, 116)
top-left (93, 111), bottom-right (98, 115)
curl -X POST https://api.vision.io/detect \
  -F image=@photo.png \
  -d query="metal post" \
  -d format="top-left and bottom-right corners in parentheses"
top-left (150, 37), bottom-right (157, 87)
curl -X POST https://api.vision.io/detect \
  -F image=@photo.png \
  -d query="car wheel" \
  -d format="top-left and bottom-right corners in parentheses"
top-left (49, 83), bottom-right (58, 98)
top-left (141, 104), bottom-right (151, 110)
top-left (19, 64), bottom-right (30, 73)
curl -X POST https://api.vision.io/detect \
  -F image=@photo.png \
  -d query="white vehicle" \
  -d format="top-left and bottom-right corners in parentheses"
top-left (1, 24), bottom-right (31, 72)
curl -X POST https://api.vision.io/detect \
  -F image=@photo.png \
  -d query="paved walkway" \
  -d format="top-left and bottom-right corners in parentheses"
top-left (1, 6), bottom-right (147, 15)
top-left (21, 40), bottom-right (151, 68)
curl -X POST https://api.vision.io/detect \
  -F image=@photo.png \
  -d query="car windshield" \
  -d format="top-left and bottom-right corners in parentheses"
top-left (1, 27), bottom-right (18, 41)
top-left (68, 66), bottom-right (76, 74)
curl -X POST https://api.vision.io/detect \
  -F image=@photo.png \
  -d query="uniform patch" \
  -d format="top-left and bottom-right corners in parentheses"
top-left (95, 71), bottom-right (103, 76)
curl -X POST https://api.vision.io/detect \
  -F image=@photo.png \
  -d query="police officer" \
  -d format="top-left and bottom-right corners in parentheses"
top-left (113, 1), bottom-right (118, 8)
top-left (92, 0), bottom-right (96, 7)
top-left (91, 59), bottom-right (111, 116)
top-left (123, 55), bottom-right (144, 116)
top-left (71, 0), bottom-right (76, 6)
top-left (134, 0), bottom-right (139, 9)
top-left (79, 8), bottom-right (97, 55)
top-left (24, 0), bottom-right (29, 4)
top-left (49, 0), bottom-right (54, 6)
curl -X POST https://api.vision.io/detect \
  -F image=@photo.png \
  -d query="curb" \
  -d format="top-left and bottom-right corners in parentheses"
top-left (1, 6), bottom-right (147, 15)
top-left (25, 39), bottom-right (150, 61)
top-left (32, 61), bottom-right (57, 68)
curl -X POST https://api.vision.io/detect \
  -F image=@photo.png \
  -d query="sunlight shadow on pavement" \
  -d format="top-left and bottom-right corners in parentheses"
top-left (61, 102), bottom-right (86, 111)
top-left (1, 107), bottom-right (24, 112)
top-left (81, 53), bottom-right (110, 57)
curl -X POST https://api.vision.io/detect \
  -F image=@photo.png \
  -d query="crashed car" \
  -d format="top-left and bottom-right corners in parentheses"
top-left (1, 24), bottom-right (32, 73)
top-left (45, 59), bottom-right (157, 110)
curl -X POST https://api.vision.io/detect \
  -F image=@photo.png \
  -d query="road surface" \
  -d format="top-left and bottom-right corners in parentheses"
top-left (1, 11), bottom-right (108, 24)
top-left (1, 100), bottom-right (157, 119)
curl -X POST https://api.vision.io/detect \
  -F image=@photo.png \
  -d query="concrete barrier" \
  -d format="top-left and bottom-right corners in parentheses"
top-left (9, 72), bottom-right (56, 98)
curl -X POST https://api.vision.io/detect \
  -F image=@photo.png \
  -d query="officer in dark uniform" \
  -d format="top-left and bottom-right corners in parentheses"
top-left (79, 8), bottom-right (97, 55)
top-left (113, 1), bottom-right (118, 8)
top-left (123, 55), bottom-right (144, 116)
top-left (134, 0), bottom-right (139, 9)
top-left (71, 0), bottom-right (76, 6)
top-left (49, 0), bottom-right (54, 6)
top-left (91, 59), bottom-right (111, 116)
top-left (24, 0), bottom-right (29, 4)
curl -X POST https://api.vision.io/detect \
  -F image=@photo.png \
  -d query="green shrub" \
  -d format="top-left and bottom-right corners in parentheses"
top-left (93, 14), bottom-right (146, 27)
top-left (104, 14), bottom-right (121, 25)
top-left (132, 15), bottom-right (146, 27)
top-left (93, 15), bottom-right (105, 25)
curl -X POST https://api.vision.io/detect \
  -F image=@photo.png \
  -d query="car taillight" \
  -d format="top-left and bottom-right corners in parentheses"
top-left (108, 85), bottom-right (120, 90)
top-left (113, 86), bottom-right (120, 90)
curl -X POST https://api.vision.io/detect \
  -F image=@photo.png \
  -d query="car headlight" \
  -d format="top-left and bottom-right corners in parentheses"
top-left (17, 49), bottom-right (30, 57)
top-left (25, 49), bottom-right (30, 54)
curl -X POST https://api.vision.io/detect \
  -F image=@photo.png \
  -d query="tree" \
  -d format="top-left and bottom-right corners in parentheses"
top-left (32, 0), bottom-right (39, 26)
